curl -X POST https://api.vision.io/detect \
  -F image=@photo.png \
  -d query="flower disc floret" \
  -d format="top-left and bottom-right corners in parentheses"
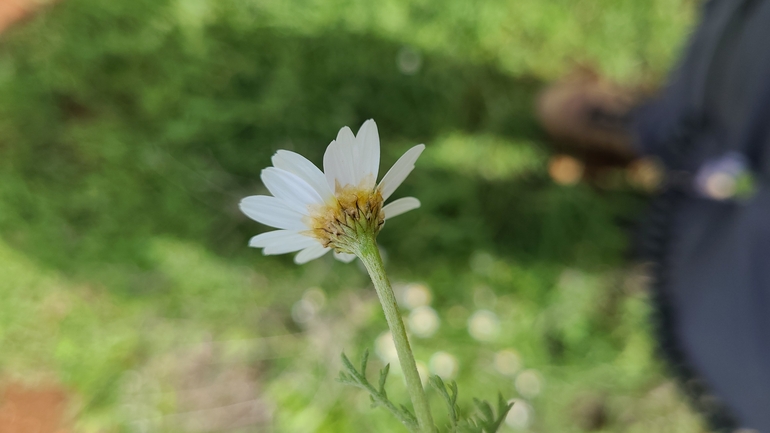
top-left (240, 119), bottom-right (425, 264)
top-left (307, 185), bottom-right (385, 254)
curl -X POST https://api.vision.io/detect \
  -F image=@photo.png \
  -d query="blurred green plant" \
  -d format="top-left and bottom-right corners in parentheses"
top-left (430, 375), bottom-right (513, 433)
top-left (339, 351), bottom-right (420, 431)
top-left (339, 351), bottom-right (513, 433)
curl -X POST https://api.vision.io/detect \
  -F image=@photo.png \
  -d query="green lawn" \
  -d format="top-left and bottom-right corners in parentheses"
top-left (0, 0), bottom-right (706, 431)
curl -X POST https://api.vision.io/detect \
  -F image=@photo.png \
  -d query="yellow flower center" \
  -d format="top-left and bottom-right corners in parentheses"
top-left (306, 185), bottom-right (385, 253)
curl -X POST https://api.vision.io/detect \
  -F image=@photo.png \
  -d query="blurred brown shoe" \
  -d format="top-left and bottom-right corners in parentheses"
top-left (536, 67), bottom-right (642, 165)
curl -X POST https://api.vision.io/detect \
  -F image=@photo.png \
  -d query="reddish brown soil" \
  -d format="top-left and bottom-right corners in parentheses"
top-left (0, 0), bottom-right (41, 34)
top-left (0, 383), bottom-right (71, 433)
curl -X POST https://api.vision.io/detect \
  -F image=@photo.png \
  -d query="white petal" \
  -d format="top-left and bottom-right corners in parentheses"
top-left (272, 150), bottom-right (334, 201)
top-left (249, 230), bottom-right (318, 255)
top-left (324, 126), bottom-right (357, 191)
top-left (261, 167), bottom-right (323, 213)
top-left (333, 251), bottom-right (357, 263)
top-left (382, 197), bottom-right (421, 220)
top-left (323, 140), bottom-right (345, 192)
top-left (240, 196), bottom-right (307, 230)
top-left (249, 230), bottom-right (300, 247)
top-left (378, 144), bottom-right (425, 200)
top-left (354, 119), bottom-right (380, 189)
top-left (294, 243), bottom-right (331, 264)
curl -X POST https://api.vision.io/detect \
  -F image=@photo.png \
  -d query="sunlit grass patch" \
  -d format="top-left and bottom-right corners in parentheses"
top-left (424, 133), bottom-right (546, 181)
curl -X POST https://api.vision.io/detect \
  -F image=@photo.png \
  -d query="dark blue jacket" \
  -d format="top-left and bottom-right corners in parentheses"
top-left (636, 0), bottom-right (770, 430)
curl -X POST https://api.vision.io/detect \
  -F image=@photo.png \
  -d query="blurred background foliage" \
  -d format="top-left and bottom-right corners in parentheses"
top-left (0, 0), bottom-right (705, 432)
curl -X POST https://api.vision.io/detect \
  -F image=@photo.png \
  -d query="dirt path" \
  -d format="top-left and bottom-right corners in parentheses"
top-left (0, 383), bottom-right (71, 433)
top-left (0, 0), bottom-right (48, 34)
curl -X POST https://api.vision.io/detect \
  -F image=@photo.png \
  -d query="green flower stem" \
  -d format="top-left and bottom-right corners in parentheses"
top-left (356, 234), bottom-right (436, 433)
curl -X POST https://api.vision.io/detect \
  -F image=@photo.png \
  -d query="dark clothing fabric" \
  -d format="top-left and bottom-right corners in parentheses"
top-left (634, 0), bottom-right (770, 431)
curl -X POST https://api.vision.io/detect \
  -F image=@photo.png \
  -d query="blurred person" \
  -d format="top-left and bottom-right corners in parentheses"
top-left (538, 1), bottom-right (770, 432)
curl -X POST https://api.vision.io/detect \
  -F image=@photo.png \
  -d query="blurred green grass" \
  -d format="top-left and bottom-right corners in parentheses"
top-left (0, 0), bottom-right (705, 432)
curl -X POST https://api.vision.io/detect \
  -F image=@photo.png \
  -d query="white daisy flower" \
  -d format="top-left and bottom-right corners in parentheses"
top-left (240, 119), bottom-right (424, 264)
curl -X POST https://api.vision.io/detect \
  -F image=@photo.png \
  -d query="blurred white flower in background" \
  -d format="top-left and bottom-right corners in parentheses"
top-left (396, 46), bottom-right (422, 75)
top-left (291, 287), bottom-right (328, 325)
top-left (302, 287), bottom-right (326, 309)
top-left (291, 299), bottom-right (316, 325)
top-left (467, 309), bottom-right (500, 342)
top-left (515, 369), bottom-right (543, 399)
top-left (375, 331), bottom-right (398, 365)
top-left (429, 352), bottom-right (458, 380)
top-left (505, 399), bottom-right (534, 430)
top-left (408, 306), bottom-right (440, 338)
top-left (399, 283), bottom-right (433, 310)
top-left (494, 349), bottom-right (523, 377)
top-left (240, 119), bottom-right (424, 264)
